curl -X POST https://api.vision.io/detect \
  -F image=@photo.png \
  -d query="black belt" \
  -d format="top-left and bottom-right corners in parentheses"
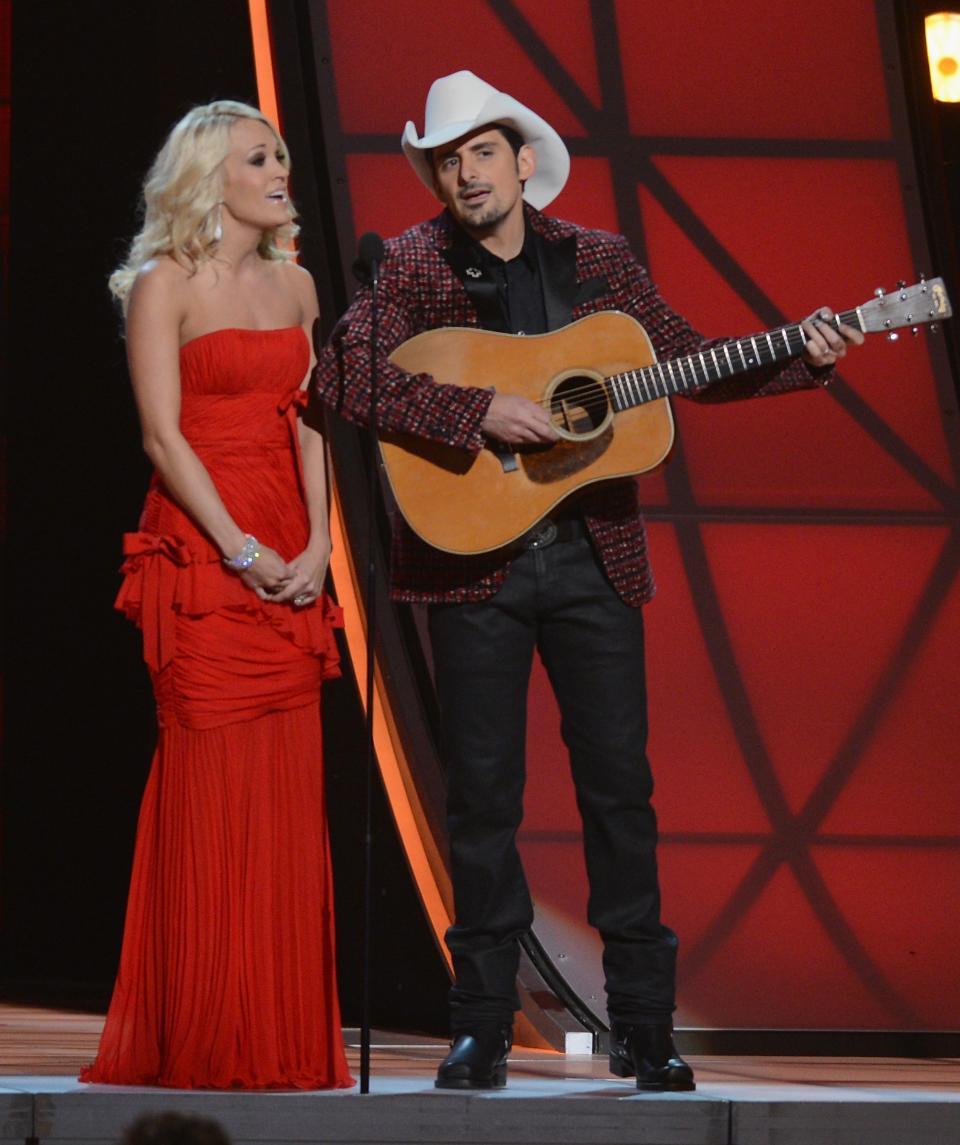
top-left (513, 513), bottom-right (585, 551)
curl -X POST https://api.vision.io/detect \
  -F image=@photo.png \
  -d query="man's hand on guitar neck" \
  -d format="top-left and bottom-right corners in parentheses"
top-left (800, 307), bottom-right (865, 369)
top-left (481, 392), bottom-right (560, 446)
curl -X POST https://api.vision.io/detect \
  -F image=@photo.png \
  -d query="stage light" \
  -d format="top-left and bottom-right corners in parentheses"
top-left (925, 12), bottom-right (960, 102)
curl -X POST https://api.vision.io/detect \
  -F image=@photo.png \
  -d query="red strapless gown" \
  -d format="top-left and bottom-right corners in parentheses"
top-left (80, 327), bottom-right (353, 1090)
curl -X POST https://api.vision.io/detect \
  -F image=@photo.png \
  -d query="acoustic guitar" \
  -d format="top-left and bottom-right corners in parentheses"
top-left (379, 278), bottom-right (952, 555)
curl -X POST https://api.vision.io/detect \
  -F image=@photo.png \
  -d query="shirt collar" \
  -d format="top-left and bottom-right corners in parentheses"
top-left (452, 221), bottom-right (538, 270)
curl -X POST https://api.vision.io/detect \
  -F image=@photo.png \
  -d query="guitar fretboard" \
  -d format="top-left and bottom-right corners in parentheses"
top-left (605, 307), bottom-right (862, 412)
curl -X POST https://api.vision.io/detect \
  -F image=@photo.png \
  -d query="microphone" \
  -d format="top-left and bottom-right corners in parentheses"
top-left (353, 231), bottom-right (385, 285)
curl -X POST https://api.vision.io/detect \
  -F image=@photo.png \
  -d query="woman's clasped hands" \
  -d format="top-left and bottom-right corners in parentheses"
top-left (238, 540), bottom-right (330, 608)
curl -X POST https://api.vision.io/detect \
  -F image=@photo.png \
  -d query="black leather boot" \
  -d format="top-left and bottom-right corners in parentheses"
top-left (609, 1022), bottom-right (696, 1091)
top-left (435, 1025), bottom-right (512, 1090)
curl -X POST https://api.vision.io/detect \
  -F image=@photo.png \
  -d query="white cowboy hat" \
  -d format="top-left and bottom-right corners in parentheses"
top-left (401, 70), bottom-right (570, 210)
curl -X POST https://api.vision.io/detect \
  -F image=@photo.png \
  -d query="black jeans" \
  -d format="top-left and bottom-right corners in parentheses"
top-left (428, 528), bottom-right (678, 1034)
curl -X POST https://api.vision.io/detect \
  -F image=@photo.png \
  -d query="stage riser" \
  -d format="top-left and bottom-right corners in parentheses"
top-left (31, 1091), bottom-right (729, 1145)
top-left (732, 1103), bottom-right (960, 1145)
top-left (0, 1091), bottom-right (32, 1145)
top-left (0, 1086), bottom-right (958, 1145)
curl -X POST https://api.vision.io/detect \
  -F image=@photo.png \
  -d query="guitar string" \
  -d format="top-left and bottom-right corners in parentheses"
top-left (530, 324), bottom-right (812, 421)
top-left (483, 300), bottom-right (925, 429)
top-left (492, 306), bottom-right (883, 426)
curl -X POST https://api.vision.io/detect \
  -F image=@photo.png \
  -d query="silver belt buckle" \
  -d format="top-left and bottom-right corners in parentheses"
top-left (526, 519), bottom-right (558, 549)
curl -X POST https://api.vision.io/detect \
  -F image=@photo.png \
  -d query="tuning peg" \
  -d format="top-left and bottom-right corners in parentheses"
top-left (875, 287), bottom-right (886, 299)
top-left (930, 324), bottom-right (939, 334)
top-left (887, 331), bottom-right (900, 341)
top-left (896, 279), bottom-right (906, 289)
top-left (912, 327), bottom-right (920, 336)
top-left (919, 273), bottom-right (927, 287)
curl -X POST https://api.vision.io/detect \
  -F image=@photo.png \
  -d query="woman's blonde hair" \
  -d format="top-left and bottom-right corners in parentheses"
top-left (109, 100), bottom-right (298, 308)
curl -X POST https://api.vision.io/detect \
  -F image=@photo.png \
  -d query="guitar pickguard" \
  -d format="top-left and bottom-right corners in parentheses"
top-left (521, 425), bottom-right (615, 484)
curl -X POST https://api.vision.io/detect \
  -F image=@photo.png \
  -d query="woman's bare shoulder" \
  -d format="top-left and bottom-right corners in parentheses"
top-left (274, 257), bottom-right (314, 287)
top-left (125, 257), bottom-right (197, 339)
top-left (275, 258), bottom-right (318, 314)
top-left (130, 255), bottom-right (191, 302)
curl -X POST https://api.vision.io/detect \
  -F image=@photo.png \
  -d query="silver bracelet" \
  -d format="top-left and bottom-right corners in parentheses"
top-left (223, 534), bottom-right (261, 571)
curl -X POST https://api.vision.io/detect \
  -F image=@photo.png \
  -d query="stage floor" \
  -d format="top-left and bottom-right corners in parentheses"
top-left (1, 1004), bottom-right (959, 1145)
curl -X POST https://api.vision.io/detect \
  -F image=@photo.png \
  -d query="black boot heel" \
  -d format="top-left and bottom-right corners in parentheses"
top-left (608, 1050), bottom-right (635, 1078)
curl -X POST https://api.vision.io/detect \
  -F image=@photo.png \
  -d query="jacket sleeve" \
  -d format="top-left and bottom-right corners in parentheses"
top-left (313, 247), bottom-right (494, 452)
top-left (607, 234), bottom-right (831, 403)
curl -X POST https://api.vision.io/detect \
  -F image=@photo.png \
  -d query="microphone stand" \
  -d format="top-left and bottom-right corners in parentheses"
top-left (357, 234), bottom-right (383, 1095)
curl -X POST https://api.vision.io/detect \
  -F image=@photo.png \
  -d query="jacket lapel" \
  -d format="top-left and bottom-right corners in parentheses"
top-left (440, 243), bottom-right (509, 333)
top-left (534, 232), bottom-right (578, 332)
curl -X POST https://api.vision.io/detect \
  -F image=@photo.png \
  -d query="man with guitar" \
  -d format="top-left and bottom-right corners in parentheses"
top-left (315, 70), bottom-right (864, 1092)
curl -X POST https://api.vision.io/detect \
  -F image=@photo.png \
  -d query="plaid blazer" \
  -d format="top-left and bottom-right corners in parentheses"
top-left (314, 206), bottom-right (824, 605)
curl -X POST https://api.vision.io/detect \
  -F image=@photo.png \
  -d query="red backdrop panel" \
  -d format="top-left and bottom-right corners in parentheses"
top-left (321, 0), bottom-right (960, 1028)
top-left (640, 159), bottom-right (952, 508)
top-left (615, 0), bottom-right (891, 140)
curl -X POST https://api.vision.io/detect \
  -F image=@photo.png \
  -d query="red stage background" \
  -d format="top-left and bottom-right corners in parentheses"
top-left (313, 0), bottom-right (958, 1029)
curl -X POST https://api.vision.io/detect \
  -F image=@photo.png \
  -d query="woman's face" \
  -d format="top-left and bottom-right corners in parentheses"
top-left (219, 117), bottom-right (290, 234)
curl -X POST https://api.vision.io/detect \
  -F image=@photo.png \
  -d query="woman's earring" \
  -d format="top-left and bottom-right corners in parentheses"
top-left (212, 204), bottom-right (223, 243)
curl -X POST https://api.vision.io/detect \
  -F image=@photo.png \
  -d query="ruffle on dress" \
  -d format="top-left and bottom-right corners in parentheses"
top-left (115, 531), bottom-right (342, 681)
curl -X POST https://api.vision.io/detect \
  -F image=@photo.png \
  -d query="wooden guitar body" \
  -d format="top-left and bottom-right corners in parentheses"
top-left (380, 311), bottom-right (674, 554)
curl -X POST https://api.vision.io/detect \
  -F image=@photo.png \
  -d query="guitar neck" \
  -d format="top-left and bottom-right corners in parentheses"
top-left (605, 308), bottom-right (862, 412)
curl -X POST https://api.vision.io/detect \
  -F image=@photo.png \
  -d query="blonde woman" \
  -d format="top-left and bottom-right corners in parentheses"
top-left (81, 101), bottom-right (352, 1090)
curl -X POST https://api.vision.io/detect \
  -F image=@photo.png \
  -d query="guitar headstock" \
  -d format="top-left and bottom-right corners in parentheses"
top-left (858, 277), bottom-right (953, 339)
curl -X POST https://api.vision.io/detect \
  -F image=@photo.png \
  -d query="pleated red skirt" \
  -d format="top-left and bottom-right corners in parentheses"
top-left (81, 609), bottom-right (353, 1090)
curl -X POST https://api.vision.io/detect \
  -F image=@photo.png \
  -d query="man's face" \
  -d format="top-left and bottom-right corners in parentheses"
top-left (431, 127), bottom-right (535, 237)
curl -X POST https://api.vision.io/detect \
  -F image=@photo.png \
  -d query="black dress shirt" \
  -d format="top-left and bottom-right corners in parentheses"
top-left (470, 227), bottom-right (548, 337)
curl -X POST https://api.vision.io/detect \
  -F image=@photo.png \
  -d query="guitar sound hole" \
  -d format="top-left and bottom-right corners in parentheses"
top-left (549, 374), bottom-right (610, 441)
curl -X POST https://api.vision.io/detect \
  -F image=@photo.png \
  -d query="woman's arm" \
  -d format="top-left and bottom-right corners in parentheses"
top-left (269, 266), bottom-right (331, 606)
top-left (125, 260), bottom-right (293, 595)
